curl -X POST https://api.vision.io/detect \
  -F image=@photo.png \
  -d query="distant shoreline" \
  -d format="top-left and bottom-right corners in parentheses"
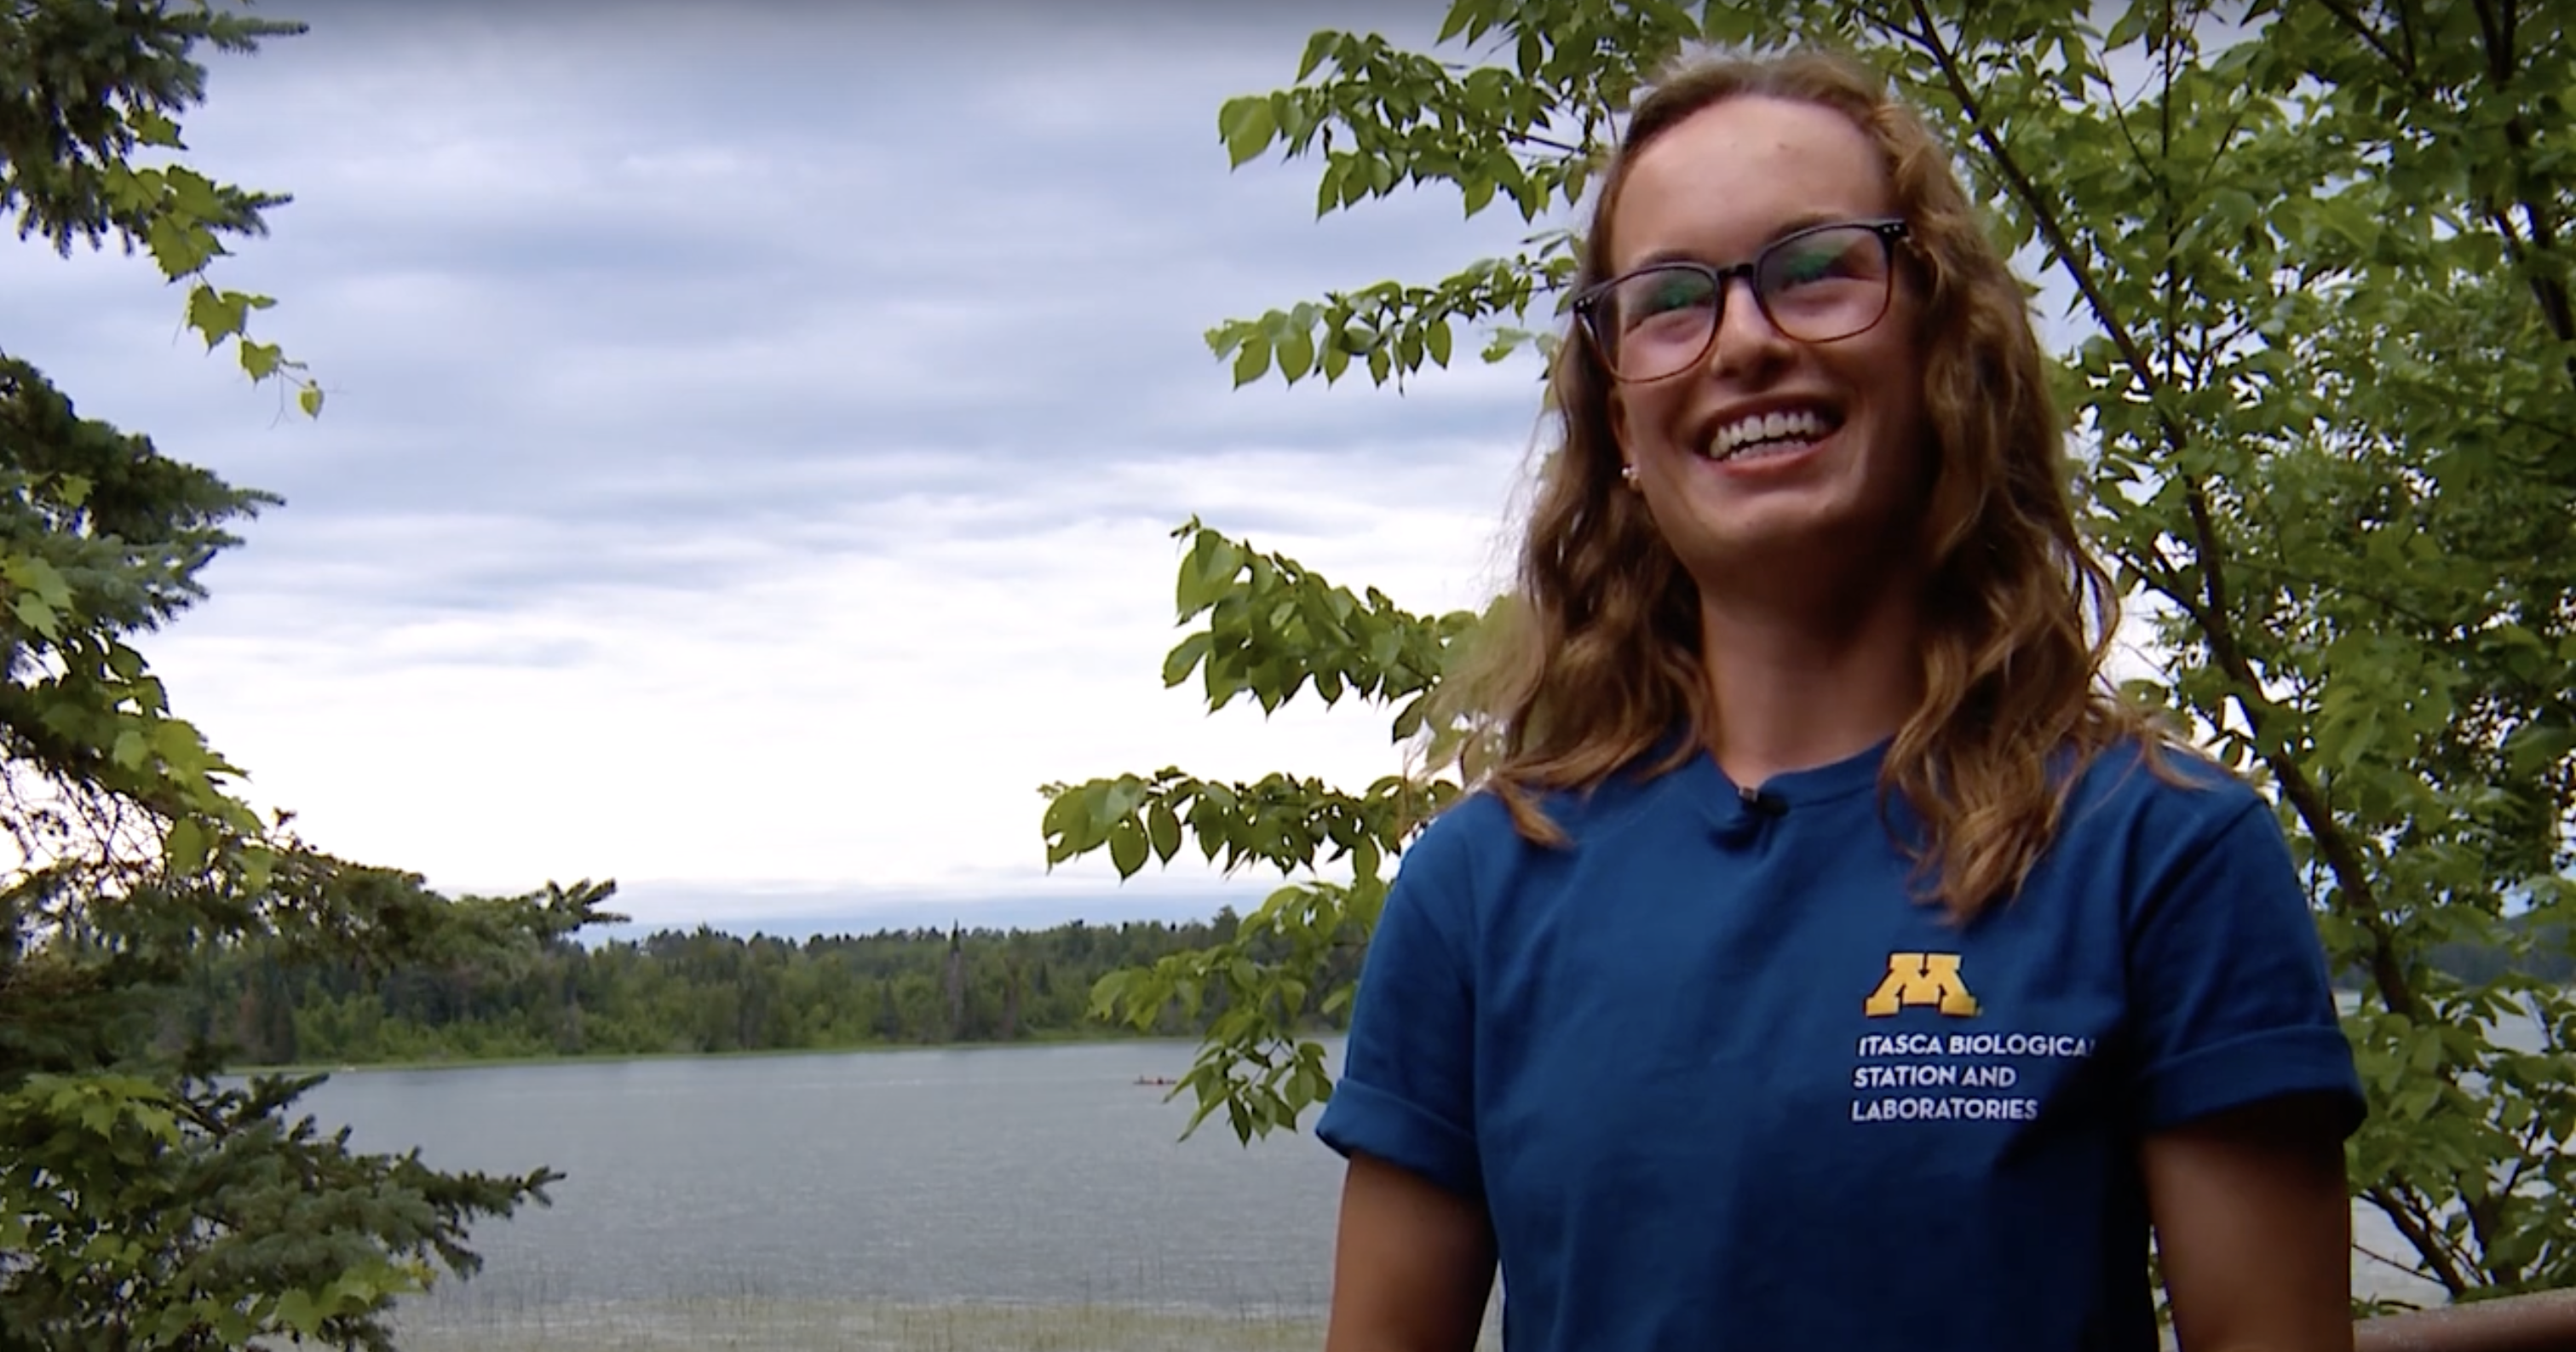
top-left (226, 1030), bottom-right (1238, 1079)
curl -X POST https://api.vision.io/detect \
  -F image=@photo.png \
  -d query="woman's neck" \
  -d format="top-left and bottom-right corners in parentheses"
top-left (1696, 579), bottom-right (1923, 788)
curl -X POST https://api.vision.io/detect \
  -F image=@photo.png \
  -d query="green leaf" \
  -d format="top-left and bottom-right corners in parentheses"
top-left (1040, 785), bottom-right (1088, 842)
top-left (239, 340), bottom-right (283, 381)
top-left (129, 107), bottom-right (185, 149)
top-left (164, 164), bottom-right (223, 218)
top-left (165, 817), bottom-right (212, 874)
top-left (144, 212), bottom-right (219, 279)
top-left (1163, 631), bottom-right (1213, 686)
top-left (1461, 173), bottom-right (1497, 216)
top-left (2314, 193), bottom-right (2383, 256)
top-left (2104, 1), bottom-right (2154, 47)
top-left (11, 593), bottom-right (59, 641)
top-left (5, 555), bottom-right (74, 610)
top-left (1297, 30), bottom-right (1339, 81)
top-left (274, 1288), bottom-right (323, 1338)
top-left (1148, 802), bottom-right (1183, 862)
top-left (185, 285), bottom-right (246, 348)
top-left (1098, 775), bottom-right (1147, 830)
top-left (1218, 95), bottom-right (1263, 143)
top-left (1353, 833), bottom-right (1383, 883)
top-left (1109, 817), bottom-right (1148, 877)
top-left (1224, 96), bottom-right (1279, 169)
top-left (1278, 323), bottom-right (1317, 383)
top-left (1232, 331), bottom-right (1274, 387)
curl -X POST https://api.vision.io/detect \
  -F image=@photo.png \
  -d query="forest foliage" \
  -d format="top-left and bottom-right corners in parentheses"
top-left (1043, 0), bottom-right (2576, 1309)
top-left (180, 914), bottom-right (1348, 1068)
top-left (4, 7), bottom-right (615, 1347)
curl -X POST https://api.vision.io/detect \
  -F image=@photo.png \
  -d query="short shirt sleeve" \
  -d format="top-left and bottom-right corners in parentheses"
top-left (2125, 792), bottom-right (2366, 1137)
top-left (1314, 810), bottom-right (1483, 1200)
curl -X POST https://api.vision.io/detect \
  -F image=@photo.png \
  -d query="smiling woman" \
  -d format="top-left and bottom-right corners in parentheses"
top-left (1312, 48), bottom-right (2366, 1352)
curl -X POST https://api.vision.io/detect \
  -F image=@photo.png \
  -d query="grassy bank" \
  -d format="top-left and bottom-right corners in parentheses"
top-left (381, 1297), bottom-right (1501, 1352)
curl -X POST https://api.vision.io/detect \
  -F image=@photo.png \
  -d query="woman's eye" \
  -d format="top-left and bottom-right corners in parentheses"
top-left (1633, 273), bottom-right (1711, 319)
top-left (1777, 247), bottom-right (1843, 285)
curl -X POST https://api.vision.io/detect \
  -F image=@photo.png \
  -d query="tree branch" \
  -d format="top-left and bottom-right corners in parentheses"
top-left (2465, 1186), bottom-right (2516, 1285)
top-left (2367, 1182), bottom-right (2475, 1297)
top-left (1897, 3), bottom-right (2156, 383)
top-left (2467, 0), bottom-right (2576, 377)
top-left (2325, 0), bottom-right (2572, 383)
top-left (2161, 0), bottom-right (2182, 394)
top-left (2311, 0), bottom-right (2415, 80)
top-left (1900, 0), bottom-right (2415, 1023)
top-left (2175, 484), bottom-right (2418, 1021)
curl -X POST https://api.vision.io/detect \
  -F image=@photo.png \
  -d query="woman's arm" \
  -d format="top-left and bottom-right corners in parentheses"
top-left (2146, 1092), bottom-right (2356, 1352)
top-left (1324, 1152), bottom-right (1498, 1352)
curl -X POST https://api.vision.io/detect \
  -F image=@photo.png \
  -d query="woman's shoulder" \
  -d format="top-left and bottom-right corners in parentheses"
top-left (1389, 761), bottom-right (1664, 908)
top-left (1399, 781), bottom-right (1545, 877)
top-left (2044, 734), bottom-right (2299, 918)
top-left (2061, 733), bottom-right (2269, 837)
top-left (1408, 750), bottom-right (1682, 861)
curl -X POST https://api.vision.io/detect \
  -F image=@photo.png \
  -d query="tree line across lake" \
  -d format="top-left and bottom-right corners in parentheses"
top-left (170, 910), bottom-right (1357, 1068)
top-left (167, 901), bottom-right (2567, 1071)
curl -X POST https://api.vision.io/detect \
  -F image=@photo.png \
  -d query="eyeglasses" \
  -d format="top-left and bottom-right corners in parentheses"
top-left (1572, 218), bottom-right (1910, 383)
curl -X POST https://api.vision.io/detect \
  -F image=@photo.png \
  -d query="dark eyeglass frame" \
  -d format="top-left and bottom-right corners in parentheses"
top-left (1570, 216), bottom-right (1913, 383)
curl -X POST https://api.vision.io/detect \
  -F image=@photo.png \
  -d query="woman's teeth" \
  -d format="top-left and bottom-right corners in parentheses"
top-left (1709, 409), bottom-right (1833, 461)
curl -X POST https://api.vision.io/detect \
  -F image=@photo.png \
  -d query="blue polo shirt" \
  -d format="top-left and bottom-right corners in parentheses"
top-left (1315, 737), bottom-right (2363, 1351)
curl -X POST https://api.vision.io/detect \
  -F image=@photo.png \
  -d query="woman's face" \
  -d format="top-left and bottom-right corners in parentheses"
top-left (1603, 95), bottom-right (1930, 595)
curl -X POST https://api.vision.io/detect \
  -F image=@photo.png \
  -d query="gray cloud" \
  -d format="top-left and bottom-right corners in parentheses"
top-left (2, 1), bottom-right (1568, 928)
top-left (9, 0), bottom-right (1552, 534)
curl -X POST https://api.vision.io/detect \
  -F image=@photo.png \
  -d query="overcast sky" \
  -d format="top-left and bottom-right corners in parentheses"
top-left (5, 2), bottom-right (1589, 934)
top-left (9, 3), bottom-right (2166, 938)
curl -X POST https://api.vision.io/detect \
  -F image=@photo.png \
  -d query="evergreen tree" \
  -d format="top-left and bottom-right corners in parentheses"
top-left (1, 5), bottom-right (618, 1347)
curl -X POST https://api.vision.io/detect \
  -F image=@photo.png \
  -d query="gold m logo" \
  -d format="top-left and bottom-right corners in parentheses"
top-left (1865, 952), bottom-right (1979, 1017)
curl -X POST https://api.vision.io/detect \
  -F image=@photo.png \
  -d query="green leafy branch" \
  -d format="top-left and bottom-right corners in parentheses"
top-left (1210, 9), bottom-right (1689, 390)
top-left (1161, 518), bottom-right (1482, 737)
top-left (1038, 760), bottom-right (1425, 1142)
top-left (1222, 28), bottom-right (1601, 219)
top-left (1206, 247), bottom-right (1582, 389)
top-left (101, 124), bottom-right (322, 416)
top-left (0, 0), bottom-right (324, 416)
top-left (1, 7), bottom-right (641, 1344)
top-left (1090, 880), bottom-right (1380, 1142)
top-left (0, 362), bottom-right (284, 884)
top-left (1039, 765), bottom-right (1458, 886)
top-left (0, 1067), bottom-right (557, 1349)
top-left (1040, 526), bottom-right (1481, 1139)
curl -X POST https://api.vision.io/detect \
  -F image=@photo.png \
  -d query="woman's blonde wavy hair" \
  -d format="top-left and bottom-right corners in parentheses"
top-left (1443, 48), bottom-right (2163, 921)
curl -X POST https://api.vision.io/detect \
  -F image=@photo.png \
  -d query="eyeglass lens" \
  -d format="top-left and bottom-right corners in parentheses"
top-left (1596, 224), bottom-right (1895, 380)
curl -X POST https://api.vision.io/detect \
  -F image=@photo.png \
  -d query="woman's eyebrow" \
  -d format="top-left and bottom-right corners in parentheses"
top-left (1619, 210), bottom-right (1860, 271)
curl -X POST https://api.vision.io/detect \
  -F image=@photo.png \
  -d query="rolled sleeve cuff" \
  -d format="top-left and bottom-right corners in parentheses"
top-left (1314, 1076), bottom-right (1483, 1201)
top-left (2137, 1026), bottom-right (2366, 1138)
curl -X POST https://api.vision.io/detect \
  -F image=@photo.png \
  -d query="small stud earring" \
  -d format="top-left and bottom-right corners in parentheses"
top-left (1620, 463), bottom-right (1639, 484)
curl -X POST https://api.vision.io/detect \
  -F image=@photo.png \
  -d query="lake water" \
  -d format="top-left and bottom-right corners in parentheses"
top-left (311, 1039), bottom-right (1360, 1350)
top-left (290, 1028), bottom-right (2525, 1349)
